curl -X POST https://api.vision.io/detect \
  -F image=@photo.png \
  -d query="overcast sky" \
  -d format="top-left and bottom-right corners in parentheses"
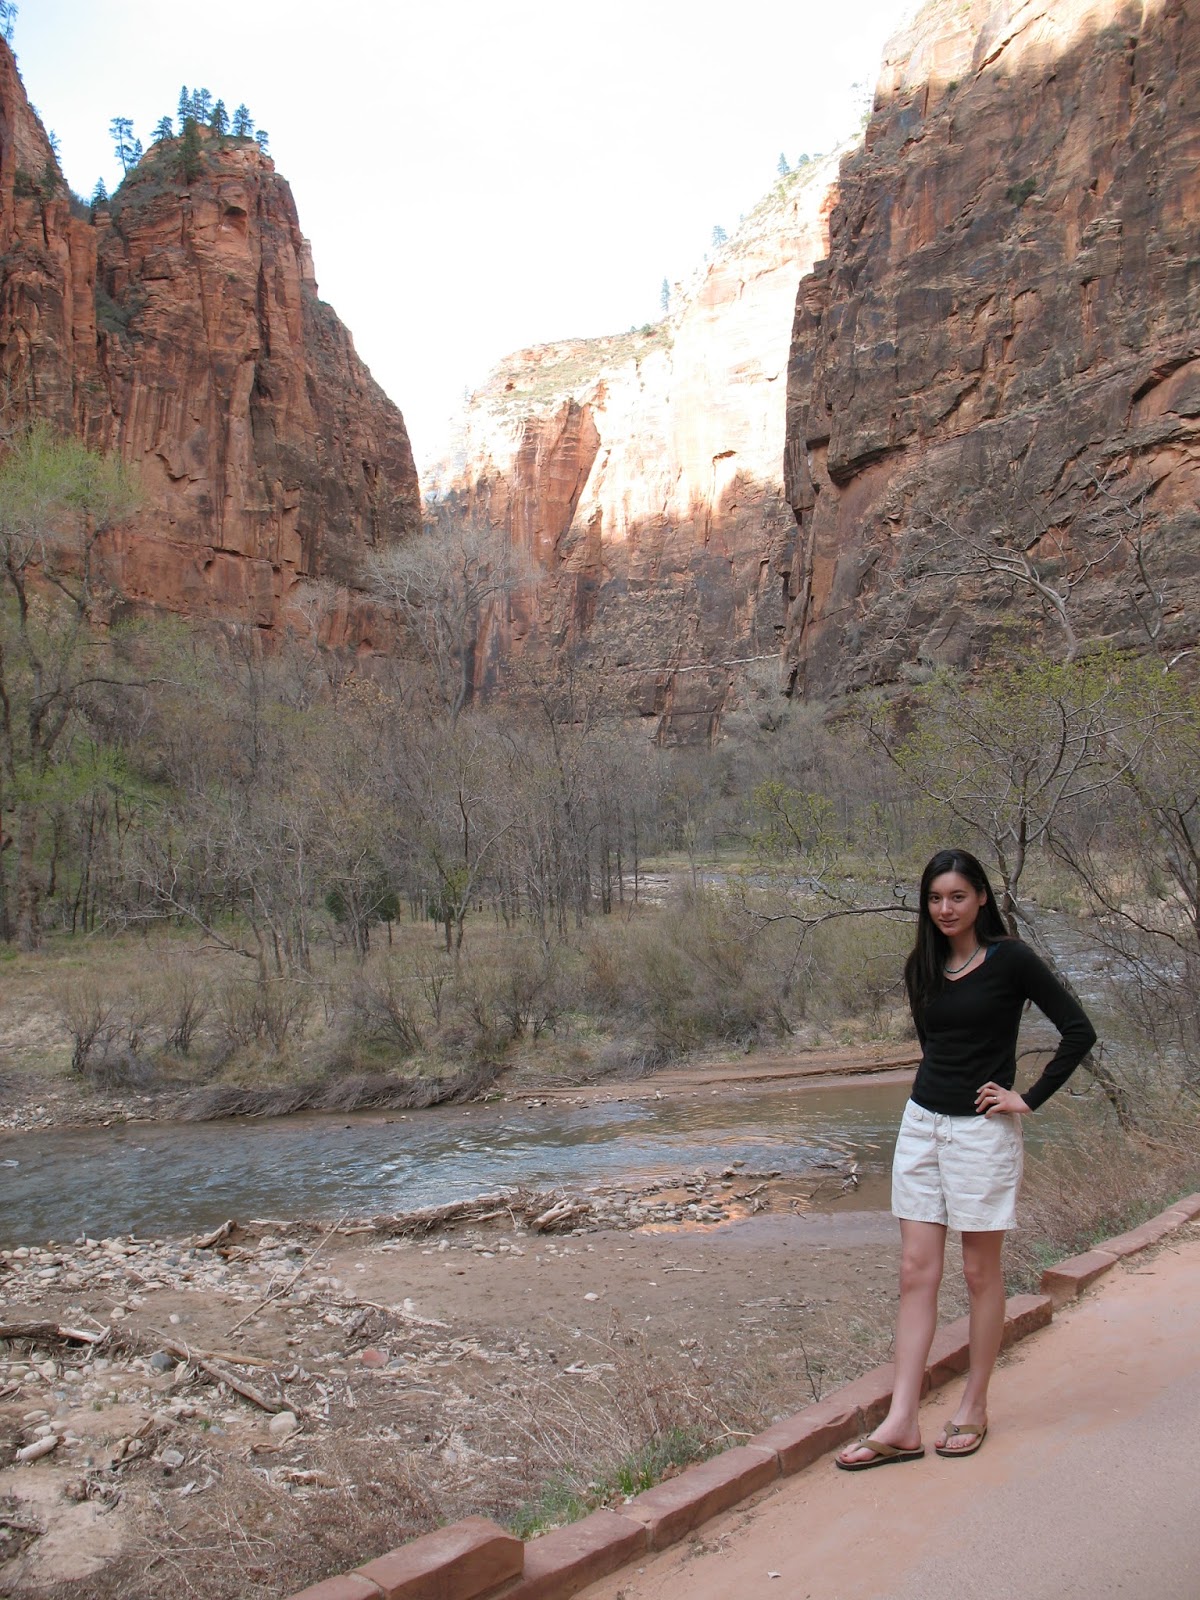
top-left (12, 0), bottom-right (912, 468)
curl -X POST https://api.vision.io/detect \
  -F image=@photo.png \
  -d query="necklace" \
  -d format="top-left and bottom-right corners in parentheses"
top-left (945, 945), bottom-right (980, 976)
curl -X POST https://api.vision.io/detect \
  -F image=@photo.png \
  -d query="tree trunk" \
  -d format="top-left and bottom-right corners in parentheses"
top-left (14, 801), bottom-right (41, 950)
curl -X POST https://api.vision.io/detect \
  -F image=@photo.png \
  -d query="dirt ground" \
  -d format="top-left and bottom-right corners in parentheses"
top-left (0, 1049), bottom-right (941, 1597)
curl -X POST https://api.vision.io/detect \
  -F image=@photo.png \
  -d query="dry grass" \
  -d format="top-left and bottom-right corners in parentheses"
top-left (1007, 1109), bottom-right (1200, 1293)
top-left (12, 1314), bottom-right (787, 1600)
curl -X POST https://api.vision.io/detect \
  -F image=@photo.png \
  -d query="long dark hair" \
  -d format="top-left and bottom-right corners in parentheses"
top-left (904, 848), bottom-right (1008, 1024)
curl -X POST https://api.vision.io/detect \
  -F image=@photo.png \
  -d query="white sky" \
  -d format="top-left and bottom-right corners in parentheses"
top-left (12, 0), bottom-right (911, 469)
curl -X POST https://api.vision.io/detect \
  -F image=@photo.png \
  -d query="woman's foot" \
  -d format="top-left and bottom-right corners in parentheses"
top-left (934, 1416), bottom-right (988, 1455)
top-left (837, 1427), bottom-right (922, 1468)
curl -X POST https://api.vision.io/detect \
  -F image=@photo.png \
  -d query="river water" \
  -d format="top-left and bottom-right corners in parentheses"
top-left (0, 1080), bottom-right (922, 1247)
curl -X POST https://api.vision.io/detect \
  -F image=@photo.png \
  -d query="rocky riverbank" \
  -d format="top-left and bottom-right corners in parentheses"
top-left (0, 1167), bottom-right (908, 1596)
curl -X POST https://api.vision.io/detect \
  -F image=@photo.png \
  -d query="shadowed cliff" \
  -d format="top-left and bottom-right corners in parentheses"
top-left (781, 0), bottom-right (1200, 696)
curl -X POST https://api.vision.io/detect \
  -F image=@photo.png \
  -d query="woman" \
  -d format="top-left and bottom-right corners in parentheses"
top-left (836, 847), bottom-right (1096, 1469)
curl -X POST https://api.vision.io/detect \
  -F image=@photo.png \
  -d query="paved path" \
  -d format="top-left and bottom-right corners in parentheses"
top-left (579, 1232), bottom-right (1200, 1600)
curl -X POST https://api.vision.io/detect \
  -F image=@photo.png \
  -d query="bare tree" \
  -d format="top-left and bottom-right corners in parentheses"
top-left (367, 512), bottom-right (530, 727)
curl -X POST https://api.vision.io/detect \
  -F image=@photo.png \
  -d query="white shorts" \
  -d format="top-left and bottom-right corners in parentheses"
top-left (891, 1099), bottom-right (1024, 1232)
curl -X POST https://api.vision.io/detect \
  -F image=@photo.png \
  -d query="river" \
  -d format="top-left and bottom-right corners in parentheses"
top-left (0, 1072), bottom-right (1083, 1248)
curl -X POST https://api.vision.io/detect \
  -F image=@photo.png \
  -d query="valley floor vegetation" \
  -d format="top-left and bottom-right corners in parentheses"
top-left (1, 429), bottom-right (1199, 1145)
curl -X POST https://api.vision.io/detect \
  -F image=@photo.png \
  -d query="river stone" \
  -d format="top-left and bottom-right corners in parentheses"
top-left (269, 1411), bottom-right (299, 1439)
top-left (149, 1351), bottom-right (176, 1373)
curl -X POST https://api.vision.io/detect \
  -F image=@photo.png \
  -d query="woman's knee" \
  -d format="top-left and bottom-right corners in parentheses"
top-left (899, 1244), bottom-right (944, 1296)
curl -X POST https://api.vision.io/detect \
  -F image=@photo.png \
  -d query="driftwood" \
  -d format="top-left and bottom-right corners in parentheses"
top-left (0, 1321), bottom-right (110, 1347)
top-left (367, 1187), bottom-right (595, 1238)
top-left (15, 1436), bottom-right (60, 1463)
top-left (152, 1337), bottom-right (294, 1416)
top-left (351, 1298), bottom-right (450, 1330)
top-left (225, 1214), bottom-right (347, 1338)
top-left (194, 1220), bottom-right (236, 1250)
top-left (529, 1198), bottom-right (591, 1232)
top-left (144, 1334), bottom-right (275, 1370)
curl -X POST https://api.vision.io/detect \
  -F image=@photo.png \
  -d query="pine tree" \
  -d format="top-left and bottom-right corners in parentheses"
top-left (177, 85), bottom-right (192, 124)
top-left (109, 116), bottom-right (137, 174)
top-left (0, 2), bottom-right (16, 44)
top-left (777, 152), bottom-right (790, 176)
top-left (711, 223), bottom-right (727, 248)
top-left (232, 103), bottom-right (253, 138)
top-left (177, 118), bottom-right (202, 183)
top-left (660, 278), bottom-right (670, 316)
top-left (210, 99), bottom-right (229, 138)
top-left (254, 129), bottom-right (270, 155)
top-left (91, 177), bottom-right (109, 207)
top-left (192, 87), bottom-right (213, 122)
top-left (153, 115), bottom-right (174, 143)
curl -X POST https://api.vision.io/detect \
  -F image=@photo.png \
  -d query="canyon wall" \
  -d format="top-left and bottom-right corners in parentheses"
top-left (0, 40), bottom-right (419, 635)
top-left (438, 154), bottom-right (844, 739)
top-left (781, 0), bottom-right (1200, 696)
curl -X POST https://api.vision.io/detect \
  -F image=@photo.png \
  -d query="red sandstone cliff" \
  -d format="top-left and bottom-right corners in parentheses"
top-left (437, 154), bottom-right (844, 739)
top-left (781, 0), bottom-right (1200, 696)
top-left (0, 41), bottom-right (419, 632)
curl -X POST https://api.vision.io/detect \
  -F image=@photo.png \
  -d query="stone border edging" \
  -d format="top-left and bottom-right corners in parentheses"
top-left (285, 1192), bottom-right (1200, 1600)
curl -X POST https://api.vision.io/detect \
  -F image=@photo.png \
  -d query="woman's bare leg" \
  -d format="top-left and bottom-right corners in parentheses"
top-left (837, 1219), bottom-right (946, 1464)
top-left (937, 1228), bottom-right (1006, 1450)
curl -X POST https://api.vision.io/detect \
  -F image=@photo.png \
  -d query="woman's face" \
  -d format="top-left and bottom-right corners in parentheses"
top-left (927, 871), bottom-right (987, 940)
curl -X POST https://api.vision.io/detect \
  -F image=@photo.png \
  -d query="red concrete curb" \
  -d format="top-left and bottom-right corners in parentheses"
top-left (354, 1517), bottom-right (522, 1600)
top-left (283, 1195), bottom-right (1197, 1600)
top-left (288, 1577), bottom-right (384, 1600)
top-left (1002, 1292), bottom-right (1053, 1343)
top-left (749, 1391), bottom-right (861, 1475)
top-left (924, 1313), bottom-right (971, 1387)
top-left (1164, 1191), bottom-right (1200, 1221)
top-left (498, 1509), bottom-right (648, 1600)
top-left (623, 1444), bottom-right (780, 1549)
top-left (1039, 1247), bottom-right (1119, 1308)
top-left (1038, 1190), bottom-right (1198, 1306)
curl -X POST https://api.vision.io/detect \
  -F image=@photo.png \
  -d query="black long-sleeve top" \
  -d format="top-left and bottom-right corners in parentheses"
top-left (910, 938), bottom-right (1097, 1116)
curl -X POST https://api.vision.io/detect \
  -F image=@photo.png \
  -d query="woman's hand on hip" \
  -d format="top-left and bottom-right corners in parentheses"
top-left (976, 1082), bottom-right (1031, 1117)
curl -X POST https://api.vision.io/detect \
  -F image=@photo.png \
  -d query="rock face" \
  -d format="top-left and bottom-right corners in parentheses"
top-left (0, 41), bottom-right (419, 633)
top-left (439, 155), bottom-right (843, 739)
top-left (781, 0), bottom-right (1200, 696)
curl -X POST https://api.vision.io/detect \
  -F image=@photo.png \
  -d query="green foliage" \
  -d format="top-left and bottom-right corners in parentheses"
top-left (152, 115), bottom-right (174, 143)
top-left (751, 781), bottom-right (839, 864)
top-left (1005, 176), bottom-right (1037, 206)
top-left (0, 1), bottom-right (15, 44)
top-left (877, 652), bottom-right (1146, 917)
top-left (711, 222), bottom-right (727, 248)
top-left (94, 282), bottom-right (145, 339)
top-left (176, 117), bottom-right (203, 183)
top-left (109, 115), bottom-right (140, 174)
top-left (509, 1427), bottom-right (707, 1539)
top-left (0, 427), bottom-right (138, 946)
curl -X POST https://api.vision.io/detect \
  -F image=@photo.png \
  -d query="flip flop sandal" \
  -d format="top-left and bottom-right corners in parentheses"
top-left (835, 1435), bottom-right (925, 1471)
top-left (935, 1420), bottom-right (988, 1457)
